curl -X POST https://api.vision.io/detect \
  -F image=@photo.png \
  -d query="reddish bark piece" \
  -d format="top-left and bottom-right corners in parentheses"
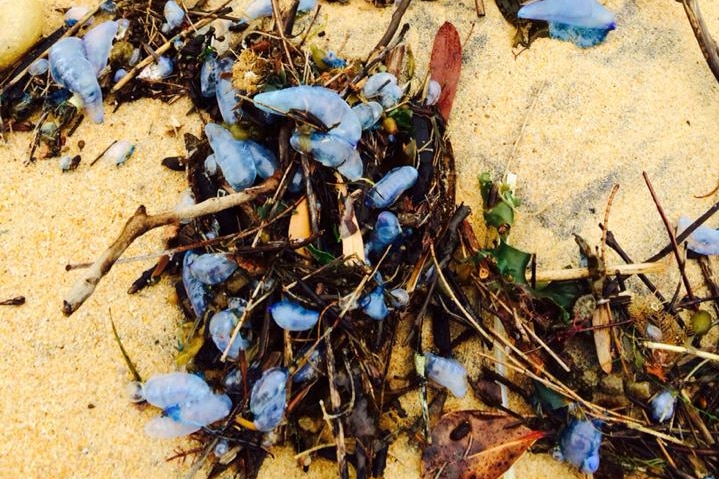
top-left (429, 22), bottom-right (462, 123)
top-left (421, 411), bottom-right (544, 479)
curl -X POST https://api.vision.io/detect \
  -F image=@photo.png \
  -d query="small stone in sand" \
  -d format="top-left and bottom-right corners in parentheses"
top-left (0, 0), bottom-right (43, 70)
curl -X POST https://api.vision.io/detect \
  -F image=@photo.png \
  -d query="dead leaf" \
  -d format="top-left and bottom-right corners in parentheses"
top-left (592, 302), bottom-right (613, 374)
top-left (429, 22), bottom-right (462, 122)
top-left (421, 411), bottom-right (544, 479)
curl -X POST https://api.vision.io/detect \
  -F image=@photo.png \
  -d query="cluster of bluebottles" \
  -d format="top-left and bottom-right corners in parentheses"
top-left (43, 2), bottom-right (472, 472)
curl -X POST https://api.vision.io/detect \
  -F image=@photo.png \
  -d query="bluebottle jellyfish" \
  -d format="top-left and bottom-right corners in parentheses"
top-left (245, 141), bottom-right (278, 179)
top-left (215, 57), bottom-right (240, 124)
top-left (556, 418), bottom-right (602, 474)
top-left (64, 6), bottom-right (91, 27)
top-left (365, 166), bottom-right (418, 209)
top-left (517, 0), bottom-right (616, 48)
top-left (270, 299), bottom-right (320, 331)
top-left (365, 211), bottom-right (402, 255)
top-left (49, 37), bottom-right (104, 123)
top-left (352, 102), bottom-right (383, 131)
top-left (163, 1), bottom-right (185, 31)
top-left (250, 368), bottom-right (289, 431)
top-left (293, 347), bottom-right (323, 383)
top-left (209, 308), bottom-right (250, 359)
top-left (200, 55), bottom-right (218, 98)
top-left (205, 123), bottom-right (258, 191)
top-left (182, 251), bottom-right (209, 318)
top-left (363, 72), bottom-right (403, 108)
top-left (425, 80), bottom-right (441, 106)
top-left (186, 252), bottom-right (238, 285)
top-left (103, 140), bottom-right (135, 165)
top-left (82, 21), bottom-right (118, 76)
top-left (254, 86), bottom-right (363, 178)
top-left (140, 372), bottom-right (232, 438)
top-left (138, 56), bottom-right (174, 81)
top-left (28, 58), bottom-right (48, 76)
top-left (650, 390), bottom-right (676, 423)
top-left (359, 285), bottom-right (389, 321)
top-left (254, 86), bottom-right (361, 145)
top-left (677, 216), bottom-right (719, 255)
top-left (242, 0), bottom-right (316, 20)
top-left (424, 352), bottom-right (468, 398)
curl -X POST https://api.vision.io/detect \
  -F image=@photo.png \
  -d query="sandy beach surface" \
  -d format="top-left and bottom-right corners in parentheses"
top-left (1, 0), bottom-right (718, 477)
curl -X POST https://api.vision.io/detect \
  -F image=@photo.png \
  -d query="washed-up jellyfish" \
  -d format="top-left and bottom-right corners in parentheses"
top-left (103, 140), bottom-right (135, 165)
top-left (359, 285), bottom-right (389, 321)
top-left (28, 58), bottom-right (48, 76)
top-left (138, 56), bottom-right (174, 81)
top-left (270, 299), bottom-right (320, 331)
top-left (246, 141), bottom-right (278, 179)
top-left (254, 86), bottom-right (362, 178)
top-left (388, 288), bottom-right (409, 308)
top-left (49, 37), bottom-right (104, 123)
top-left (293, 346), bottom-right (323, 383)
top-left (352, 102), bottom-right (383, 130)
top-left (677, 216), bottom-right (719, 255)
top-left (365, 166), bottom-right (418, 209)
top-left (242, 0), bottom-right (316, 20)
top-left (163, 1), bottom-right (185, 32)
top-left (254, 86), bottom-right (361, 145)
top-left (205, 123), bottom-right (257, 191)
top-left (187, 252), bottom-right (238, 285)
top-left (650, 390), bottom-right (676, 423)
top-left (209, 309), bottom-right (250, 359)
top-left (64, 6), bottom-right (91, 27)
top-left (182, 251), bottom-right (209, 318)
top-left (363, 72), bottom-right (403, 108)
top-left (82, 21), bottom-right (118, 76)
top-left (250, 368), bottom-right (289, 431)
top-left (555, 418), bottom-right (602, 474)
top-left (140, 372), bottom-right (233, 438)
top-left (215, 57), bottom-right (240, 124)
top-left (424, 352), bottom-right (468, 398)
top-left (200, 55), bottom-right (218, 98)
top-left (365, 211), bottom-right (402, 256)
top-left (425, 80), bottom-right (441, 106)
top-left (517, 0), bottom-right (616, 48)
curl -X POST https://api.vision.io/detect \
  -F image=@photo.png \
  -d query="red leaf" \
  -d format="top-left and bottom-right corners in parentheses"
top-left (429, 22), bottom-right (462, 123)
top-left (421, 411), bottom-right (545, 479)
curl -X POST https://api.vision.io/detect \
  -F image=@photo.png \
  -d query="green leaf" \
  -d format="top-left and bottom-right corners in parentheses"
top-left (307, 244), bottom-right (335, 265)
top-left (484, 201), bottom-right (514, 230)
top-left (389, 107), bottom-right (413, 131)
top-left (532, 280), bottom-right (583, 322)
top-left (493, 241), bottom-right (530, 284)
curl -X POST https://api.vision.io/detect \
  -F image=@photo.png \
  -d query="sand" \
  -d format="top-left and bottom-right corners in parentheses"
top-left (1, 0), bottom-right (718, 477)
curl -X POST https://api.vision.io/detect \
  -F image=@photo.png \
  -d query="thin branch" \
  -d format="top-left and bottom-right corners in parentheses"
top-left (681, 0), bottom-right (719, 83)
top-left (642, 172), bottom-right (695, 302)
top-left (535, 261), bottom-right (665, 282)
top-left (62, 177), bottom-right (278, 315)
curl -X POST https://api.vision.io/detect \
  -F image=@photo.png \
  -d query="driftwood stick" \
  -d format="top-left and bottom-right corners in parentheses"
top-left (535, 261), bottom-right (666, 283)
top-left (62, 178), bottom-right (278, 316)
top-left (682, 0), bottom-right (719, 83)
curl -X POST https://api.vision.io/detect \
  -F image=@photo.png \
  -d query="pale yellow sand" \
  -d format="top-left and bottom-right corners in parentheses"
top-left (1, 0), bottom-right (718, 477)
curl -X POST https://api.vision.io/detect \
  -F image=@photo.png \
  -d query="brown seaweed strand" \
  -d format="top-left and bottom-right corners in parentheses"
top-left (642, 172), bottom-right (695, 302)
top-left (369, 0), bottom-right (413, 58)
top-left (62, 177), bottom-right (278, 315)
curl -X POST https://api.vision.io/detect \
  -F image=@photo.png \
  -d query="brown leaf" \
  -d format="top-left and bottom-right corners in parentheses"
top-left (592, 302), bottom-right (613, 374)
top-left (421, 411), bottom-right (544, 479)
top-left (430, 22), bottom-right (462, 123)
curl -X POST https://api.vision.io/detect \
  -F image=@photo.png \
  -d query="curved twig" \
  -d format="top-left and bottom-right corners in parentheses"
top-left (62, 177), bottom-right (278, 316)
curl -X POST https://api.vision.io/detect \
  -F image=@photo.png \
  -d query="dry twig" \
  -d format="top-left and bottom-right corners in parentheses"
top-left (62, 177), bottom-right (278, 315)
